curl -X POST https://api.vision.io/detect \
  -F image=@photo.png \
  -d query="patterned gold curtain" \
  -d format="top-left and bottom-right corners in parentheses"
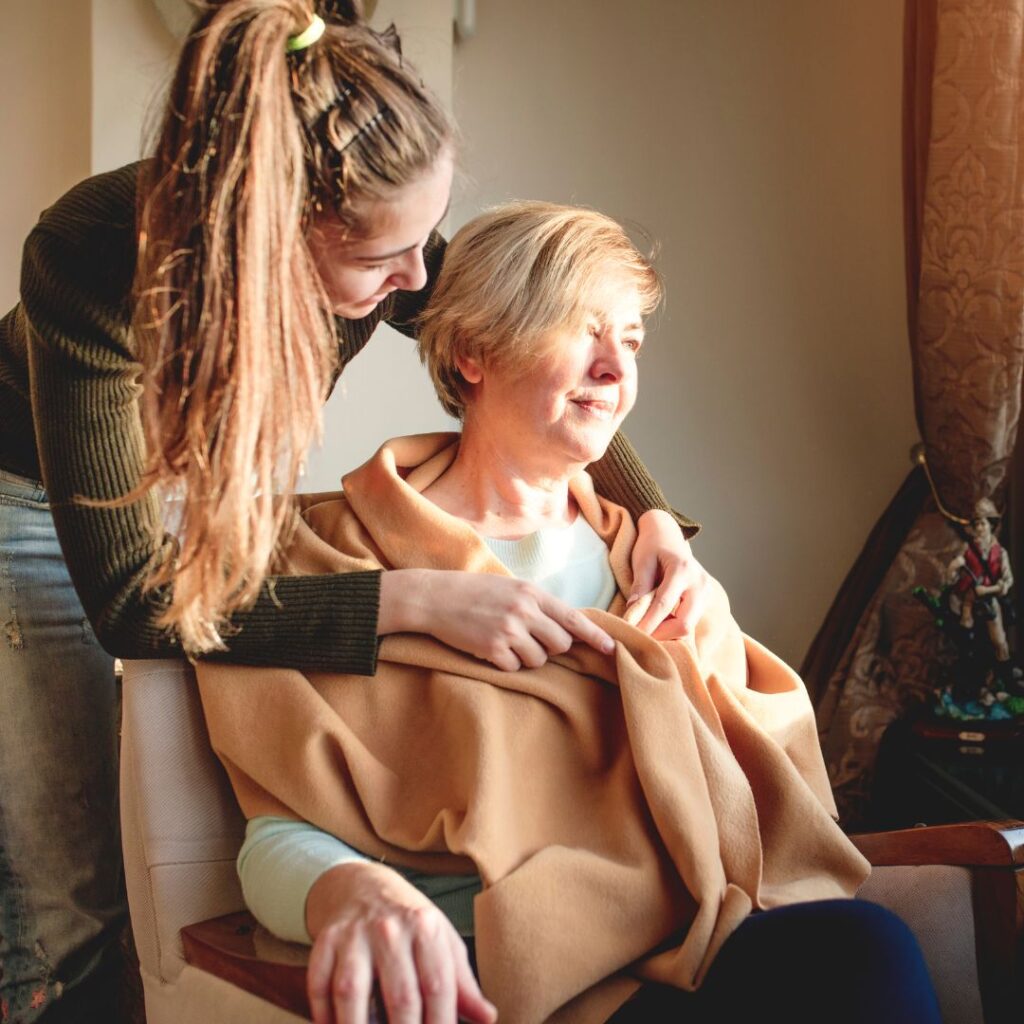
top-left (804, 0), bottom-right (1024, 828)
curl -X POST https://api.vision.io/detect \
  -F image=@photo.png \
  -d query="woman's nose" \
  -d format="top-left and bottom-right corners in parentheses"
top-left (391, 246), bottom-right (429, 291)
top-left (590, 335), bottom-right (628, 381)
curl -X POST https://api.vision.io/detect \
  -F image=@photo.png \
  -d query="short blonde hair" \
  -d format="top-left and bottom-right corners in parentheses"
top-left (417, 201), bottom-right (662, 419)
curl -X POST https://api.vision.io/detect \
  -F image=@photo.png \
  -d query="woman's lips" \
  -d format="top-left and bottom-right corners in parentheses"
top-left (353, 286), bottom-right (396, 308)
top-left (570, 398), bottom-right (616, 420)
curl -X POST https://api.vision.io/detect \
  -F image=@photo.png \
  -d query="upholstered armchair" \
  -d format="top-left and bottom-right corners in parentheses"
top-left (120, 659), bottom-right (1023, 1024)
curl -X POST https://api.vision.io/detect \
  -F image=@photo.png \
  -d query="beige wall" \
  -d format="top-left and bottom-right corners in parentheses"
top-left (0, 1), bottom-right (91, 310)
top-left (0, 0), bottom-right (173, 307)
top-left (87, 0), bottom-right (453, 179)
top-left (91, 0), bottom-right (177, 175)
top-left (451, 1), bottom-right (918, 666)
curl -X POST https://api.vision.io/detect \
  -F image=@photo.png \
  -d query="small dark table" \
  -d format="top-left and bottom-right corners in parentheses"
top-left (871, 711), bottom-right (1024, 829)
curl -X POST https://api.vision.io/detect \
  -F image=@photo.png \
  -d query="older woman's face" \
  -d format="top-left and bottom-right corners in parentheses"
top-left (464, 281), bottom-right (645, 468)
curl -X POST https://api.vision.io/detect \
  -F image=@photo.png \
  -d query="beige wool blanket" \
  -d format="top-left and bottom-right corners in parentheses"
top-left (196, 433), bottom-right (870, 1024)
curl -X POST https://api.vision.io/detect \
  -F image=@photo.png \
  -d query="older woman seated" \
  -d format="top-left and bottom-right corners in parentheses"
top-left (196, 203), bottom-right (940, 1024)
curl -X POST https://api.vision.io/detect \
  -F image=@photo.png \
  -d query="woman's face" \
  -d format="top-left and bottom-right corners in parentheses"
top-left (971, 516), bottom-right (994, 545)
top-left (307, 151), bottom-right (454, 319)
top-left (462, 280), bottom-right (645, 469)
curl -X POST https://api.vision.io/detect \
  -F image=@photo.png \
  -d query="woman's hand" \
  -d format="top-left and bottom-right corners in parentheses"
top-left (380, 568), bottom-right (615, 671)
top-left (306, 861), bottom-right (497, 1024)
top-left (623, 509), bottom-right (709, 639)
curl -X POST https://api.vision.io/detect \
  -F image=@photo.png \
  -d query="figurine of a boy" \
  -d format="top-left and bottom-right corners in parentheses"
top-left (945, 497), bottom-right (1014, 665)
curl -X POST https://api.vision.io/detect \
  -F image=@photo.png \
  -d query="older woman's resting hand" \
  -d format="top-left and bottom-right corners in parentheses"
top-left (624, 509), bottom-right (710, 638)
top-left (306, 861), bottom-right (496, 1024)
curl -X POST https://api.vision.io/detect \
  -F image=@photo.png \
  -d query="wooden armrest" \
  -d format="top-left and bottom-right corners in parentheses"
top-left (182, 913), bottom-right (316, 1021)
top-left (183, 913), bottom-right (494, 1022)
top-left (852, 820), bottom-right (1024, 1024)
top-left (851, 819), bottom-right (1024, 867)
top-left (183, 913), bottom-right (398, 1022)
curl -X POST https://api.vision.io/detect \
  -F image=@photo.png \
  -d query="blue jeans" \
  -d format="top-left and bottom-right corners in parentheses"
top-left (0, 469), bottom-right (125, 1023)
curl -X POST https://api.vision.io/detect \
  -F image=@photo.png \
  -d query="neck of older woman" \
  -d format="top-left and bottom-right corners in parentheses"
top-left (422, 425), bottom-right (586, 541)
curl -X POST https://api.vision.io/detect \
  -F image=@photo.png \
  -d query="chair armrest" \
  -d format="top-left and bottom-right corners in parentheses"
top-left (853, 820), bottom-right (1024, 1024)
top-left (182, 913), bottom-right (314, 1020)
top-left (183, 912), bottom-right (390, 1023)
top-left (851, 819), bottom-right (1024, 868)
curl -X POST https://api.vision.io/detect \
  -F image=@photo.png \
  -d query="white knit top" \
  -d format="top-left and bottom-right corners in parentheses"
top-left (482, 512), bottom-right (617, 612)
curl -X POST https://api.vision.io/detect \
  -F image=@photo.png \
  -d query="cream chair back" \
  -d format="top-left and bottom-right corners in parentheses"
top-left (120, 659), bottom-right (269, 1020)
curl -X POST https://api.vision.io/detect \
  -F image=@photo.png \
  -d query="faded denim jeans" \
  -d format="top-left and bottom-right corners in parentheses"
top-left (0, 469), bottom-right (125, 1023)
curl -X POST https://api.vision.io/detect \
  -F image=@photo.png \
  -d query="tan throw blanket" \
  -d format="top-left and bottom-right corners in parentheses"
top-left (196, 433), bottom-right (870, 1024)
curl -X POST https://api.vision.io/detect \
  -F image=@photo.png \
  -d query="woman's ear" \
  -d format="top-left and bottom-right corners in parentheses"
top-left (455, 354), bottom-right (484, 384)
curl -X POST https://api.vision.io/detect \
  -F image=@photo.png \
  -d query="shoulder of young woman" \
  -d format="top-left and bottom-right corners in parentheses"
top-left (32, 162), bottom-right (142, 244)
top-left (20, 162), bottom-right (145, 355)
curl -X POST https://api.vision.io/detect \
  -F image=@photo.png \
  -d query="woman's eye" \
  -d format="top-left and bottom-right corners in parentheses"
top-left (361, 263), bottom-right (387, 272)
top-left (624, 338), bottom-right (643, 353)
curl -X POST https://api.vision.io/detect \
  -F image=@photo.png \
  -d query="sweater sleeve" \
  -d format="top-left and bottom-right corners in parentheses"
top-left (237, 817), bottom-right (369, 945)
top-left (589, 432), bottom-right (701, 539)
top-left (20, 190), bottom-right (382, 674)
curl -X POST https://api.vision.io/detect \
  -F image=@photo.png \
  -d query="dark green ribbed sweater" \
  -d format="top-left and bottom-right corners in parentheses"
top-left (0, 163), bottom-right (698, 674)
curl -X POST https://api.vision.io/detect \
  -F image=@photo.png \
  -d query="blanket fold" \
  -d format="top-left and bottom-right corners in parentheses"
top-left (197, 433), bottom-right (869, 1024)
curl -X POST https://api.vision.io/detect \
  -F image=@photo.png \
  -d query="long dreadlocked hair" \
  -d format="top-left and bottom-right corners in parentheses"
top-left (131, 0), bottom-right (452, 652)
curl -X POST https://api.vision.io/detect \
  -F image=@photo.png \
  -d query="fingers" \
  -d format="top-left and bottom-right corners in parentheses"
top-left (544, 599), bottom-right (615, 655)
top-left (508, 633), bottom-right (552, 671)
top-left (621, 590), bottom-right (652, 627)
top-left (309, 897), bottom-right (495, 1024)
top-left (328, 930), bottom-right (374, 1024)
top-left (672, 584), bottom-right (703, 636)
top-left (308, 866), bottom-right (487, 1024)
top-left (486, 587), bottom-right (610, 671)
top-left (307, 928), bottom-right (338, 1024)
top-left (651, 614), bottom-right (688, 642)
top-left (645, 573), bottom-right (710, 641)
top-left (519, 614), bottom-right (574, 663)
top-left (373, 917), bottom-right (422, 1024)
top-left (373, 911), bottom-right (490, 1024)
top-left (628, 548), bottom-right (659, 608)
top-left (485, 645), bottom-right (522, 672)
top-left (634, 562), bottom-right (688, 634)
top-left (482, 583), bottom-right (549, 671)
top-left (411, 912), bottom-right (457, 1024)
top-left (311, 929), bottom-right (495, 1024)
top-left (451, 932), bottom-right (498, 1024)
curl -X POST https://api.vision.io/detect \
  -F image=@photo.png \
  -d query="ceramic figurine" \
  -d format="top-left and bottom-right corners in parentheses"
top-left (914, 499), bottom-right (1024, 721)
top-left (946, 498), bottom-right (1014, 662)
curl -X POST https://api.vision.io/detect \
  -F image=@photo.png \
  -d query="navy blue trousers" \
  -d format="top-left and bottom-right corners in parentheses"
top-left (606, 899), bottom-right (941, 1024)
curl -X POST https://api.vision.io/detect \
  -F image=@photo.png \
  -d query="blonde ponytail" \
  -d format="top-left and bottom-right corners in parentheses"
top-left (132, 1), bottom-right (452, 652)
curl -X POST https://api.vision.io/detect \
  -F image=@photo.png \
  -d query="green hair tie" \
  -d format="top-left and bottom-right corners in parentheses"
top-left (286, 14), bottom-right (326, 53)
